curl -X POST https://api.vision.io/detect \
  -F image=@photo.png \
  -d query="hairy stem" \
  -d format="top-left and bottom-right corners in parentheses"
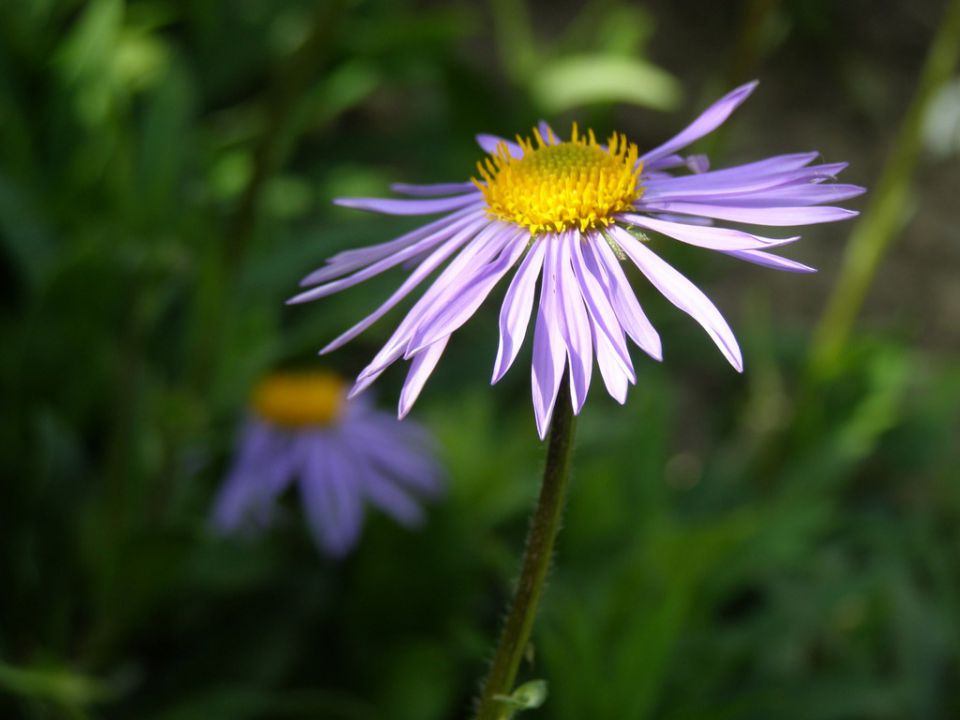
top-left (474, 382), bottom-right (577, 720)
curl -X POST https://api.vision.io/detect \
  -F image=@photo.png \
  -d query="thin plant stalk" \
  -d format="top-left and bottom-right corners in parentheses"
top-left (808, 0), bottom-right (960, 380)
top-left (474, 382), bottom-right (577, 720)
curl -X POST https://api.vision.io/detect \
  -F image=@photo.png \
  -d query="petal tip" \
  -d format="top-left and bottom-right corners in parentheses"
top-left (535, 420), bottom-right (549, 441)
top-left (346, 383), bottom-right (367, 400)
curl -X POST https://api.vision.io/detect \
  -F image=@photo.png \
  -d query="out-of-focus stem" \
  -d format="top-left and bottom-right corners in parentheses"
top-left (474, 382), bottom-right (577, 720)
top-left (489, 0), bottom-right (538, 83)
top-left (186, 1), bottom-right (347, 390)
top-left (808, 0), bottom-right (960, 380)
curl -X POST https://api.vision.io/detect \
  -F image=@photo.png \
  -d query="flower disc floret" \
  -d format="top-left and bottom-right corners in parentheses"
top-left (253, 371), bottom-right (345, 427)
top-left (474, 125), bottom-right (643, 234)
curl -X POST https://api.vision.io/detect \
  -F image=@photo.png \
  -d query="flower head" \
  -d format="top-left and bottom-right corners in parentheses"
top-left (212, 371), bottom-right (443, 557)
top-left (475, 125), bottom-right (642, 233)
top-left (291, 82), bottom-right (864, 438)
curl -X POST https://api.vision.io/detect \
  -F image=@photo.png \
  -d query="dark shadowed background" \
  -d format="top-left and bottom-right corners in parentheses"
top-left (2, 0), bottom-right (959, 718)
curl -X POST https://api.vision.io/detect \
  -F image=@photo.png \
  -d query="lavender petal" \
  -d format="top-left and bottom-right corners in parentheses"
top-left (404, 228), bottom-right (528, 357)
top-left (398, 337), bottom-right (449, 419)
top-left (493, 239), bottom-right (545, 383)
top-left (333, 194), bottom-right (482, 216)
top-left (642, 161), bottom-right (847, 198)
top-left (301, 205), bottom-right (483, 287)
top-left (556, 232), bottom-right (593, 414)
top-left (299, 434), bottom-right (365, 557)
top-left (288, 213), bottom-right (488, 305)
top-left (354, 456), bottom-right (425, 527)
top-left (537, 120), bottom-right (558, 144)
top-left (723, 248), bottom-right (817, 273)
top-left (619, 214), bottom-right (798, 251)
top-left (588, 235), bottom-right (663, 361)
top-left (320, 222), bottom-right (476, 354)
top-left (390, 182), bottom-right (480, 197)
top-left (569, 234), bottom-right (634, 377)
top-left (531, 237), bottom-right (566, 439)
top-left (348, 223), bottom-right (515, 390)
top-left (476, 134), bottom-right (524, 158)
top-left (634, 201), bottom-right (859, 226)
top-left (594, 331), bottom-right (631, 404)
top-left (639, 81), bottom-right (759, 164)
top-left (672, 183), bottom-right (866, 208)
top-left (343, 415), bottom-right (443, 495)
top-left (610, 225), bottom-right (743, 371)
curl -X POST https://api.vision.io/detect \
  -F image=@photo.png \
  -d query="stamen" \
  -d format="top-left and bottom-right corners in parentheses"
top-left (473, 123), bottom-right (644, 235)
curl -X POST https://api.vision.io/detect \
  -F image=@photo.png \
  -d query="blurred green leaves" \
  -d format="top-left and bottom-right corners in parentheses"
top-left (56, 0), bottom-right (171, 125)
top-left (531, 55), bottom-right (681, 114)
top-left (2, 1), bottom-right (959, 719)
top-left (0, 661), bottom-right (114, 717)
top-left (490, 0), bottom-right (681, 114)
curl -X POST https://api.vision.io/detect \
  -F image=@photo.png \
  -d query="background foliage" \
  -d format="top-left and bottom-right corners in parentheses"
top-left (2, 0), bottom-right (960, 718)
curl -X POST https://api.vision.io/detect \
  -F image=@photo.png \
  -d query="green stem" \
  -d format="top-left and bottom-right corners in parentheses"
top-left (474, 382), bottom-right (577, 720)
top-left (807, 0), bottom-right (960, 381)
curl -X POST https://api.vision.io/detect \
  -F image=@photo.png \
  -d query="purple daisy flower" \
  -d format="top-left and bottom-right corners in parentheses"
top-left (212, 371), bottom-right (443, 557)
top-left (291, 81), bottom-right (864, 438)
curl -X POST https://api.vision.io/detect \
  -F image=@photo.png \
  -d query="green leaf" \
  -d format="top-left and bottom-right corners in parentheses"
top-left (493, 679), bottom-right (548, 715)
top-left (0, 661), bottom-right (112, 708)
top-left (531, 55), bottom-right (681, 113)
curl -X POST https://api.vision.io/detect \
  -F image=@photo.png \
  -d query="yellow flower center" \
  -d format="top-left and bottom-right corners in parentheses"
top-left (252, 371), bottom-right (346, 428)
top-left (473, 124), bottom-right (643, 235)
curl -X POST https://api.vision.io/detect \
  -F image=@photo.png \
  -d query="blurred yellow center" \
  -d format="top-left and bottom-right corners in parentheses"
top-left (252, 372), bottom-right (346, 427)
top-left (473, 124), bottom-right (643, 235)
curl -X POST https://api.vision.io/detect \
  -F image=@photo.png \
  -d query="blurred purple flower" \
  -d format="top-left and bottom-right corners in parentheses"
top-left (290, 81), bottom-right (864, 438)
top-left (212, 372), bottom-right (443, 557)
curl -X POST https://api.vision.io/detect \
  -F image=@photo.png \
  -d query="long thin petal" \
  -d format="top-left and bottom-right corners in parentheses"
top-left (320, 224), bottom-right (475, 354)
top-left (594, 330), bottom-right (631, 404)
top-left (404, 229), bottom-right (527, 356)
top-left (634, 201), bottom-right (859, 226)
top-left (587, 235), bottom-right (663, 361)
top-left (399, 337), bottom-right (449, 418)
top-left (642, 166), bottom-right (852, 203)
top-left (210, 420), bottom-right (300, 533)
top-left (538, 121), bottom-right (559, 144)
top-left (672, 183), bottom-right (866, 207)
top-left (289, 213), bottom-right (488, 304)
top-left (493, 239), bottom-right (545, 383)
top-left (531, 238), bottom-right (566, 439)
top-left (301, 204), bottom-right (482, 287)
top-left (641, 154), bottom-right (828, 194)
top-left (344, 415), bottom-right (443, 494)
top-left (723, 248), bottom-right (817, 273)
top-left (390, 182), bottom-right (480, 197)
top-left (569, 234), bottom-right (634, 378)
top-left (644, 153), bottom-right (709, 174)
top-left (639, 81), bottom-right (759, 164)
top-left (619, 214), bottom-right (799, 251)
top-left (356, 458), bottom-right (425, 526)
top-left (348, 223), bottom-right (513, 395)
top-left (610, 225), bottom-right (743, 371)
top-left (476, 134), bottom-right (524, 158)
top-left (333, 194), bottom-right (482, 216)
top-left (556, 232), bottom-right (593, 414)
top-left (644, 153), bottom-right (686, 170)
top-left (299, 434), bottom-right (365, 557)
